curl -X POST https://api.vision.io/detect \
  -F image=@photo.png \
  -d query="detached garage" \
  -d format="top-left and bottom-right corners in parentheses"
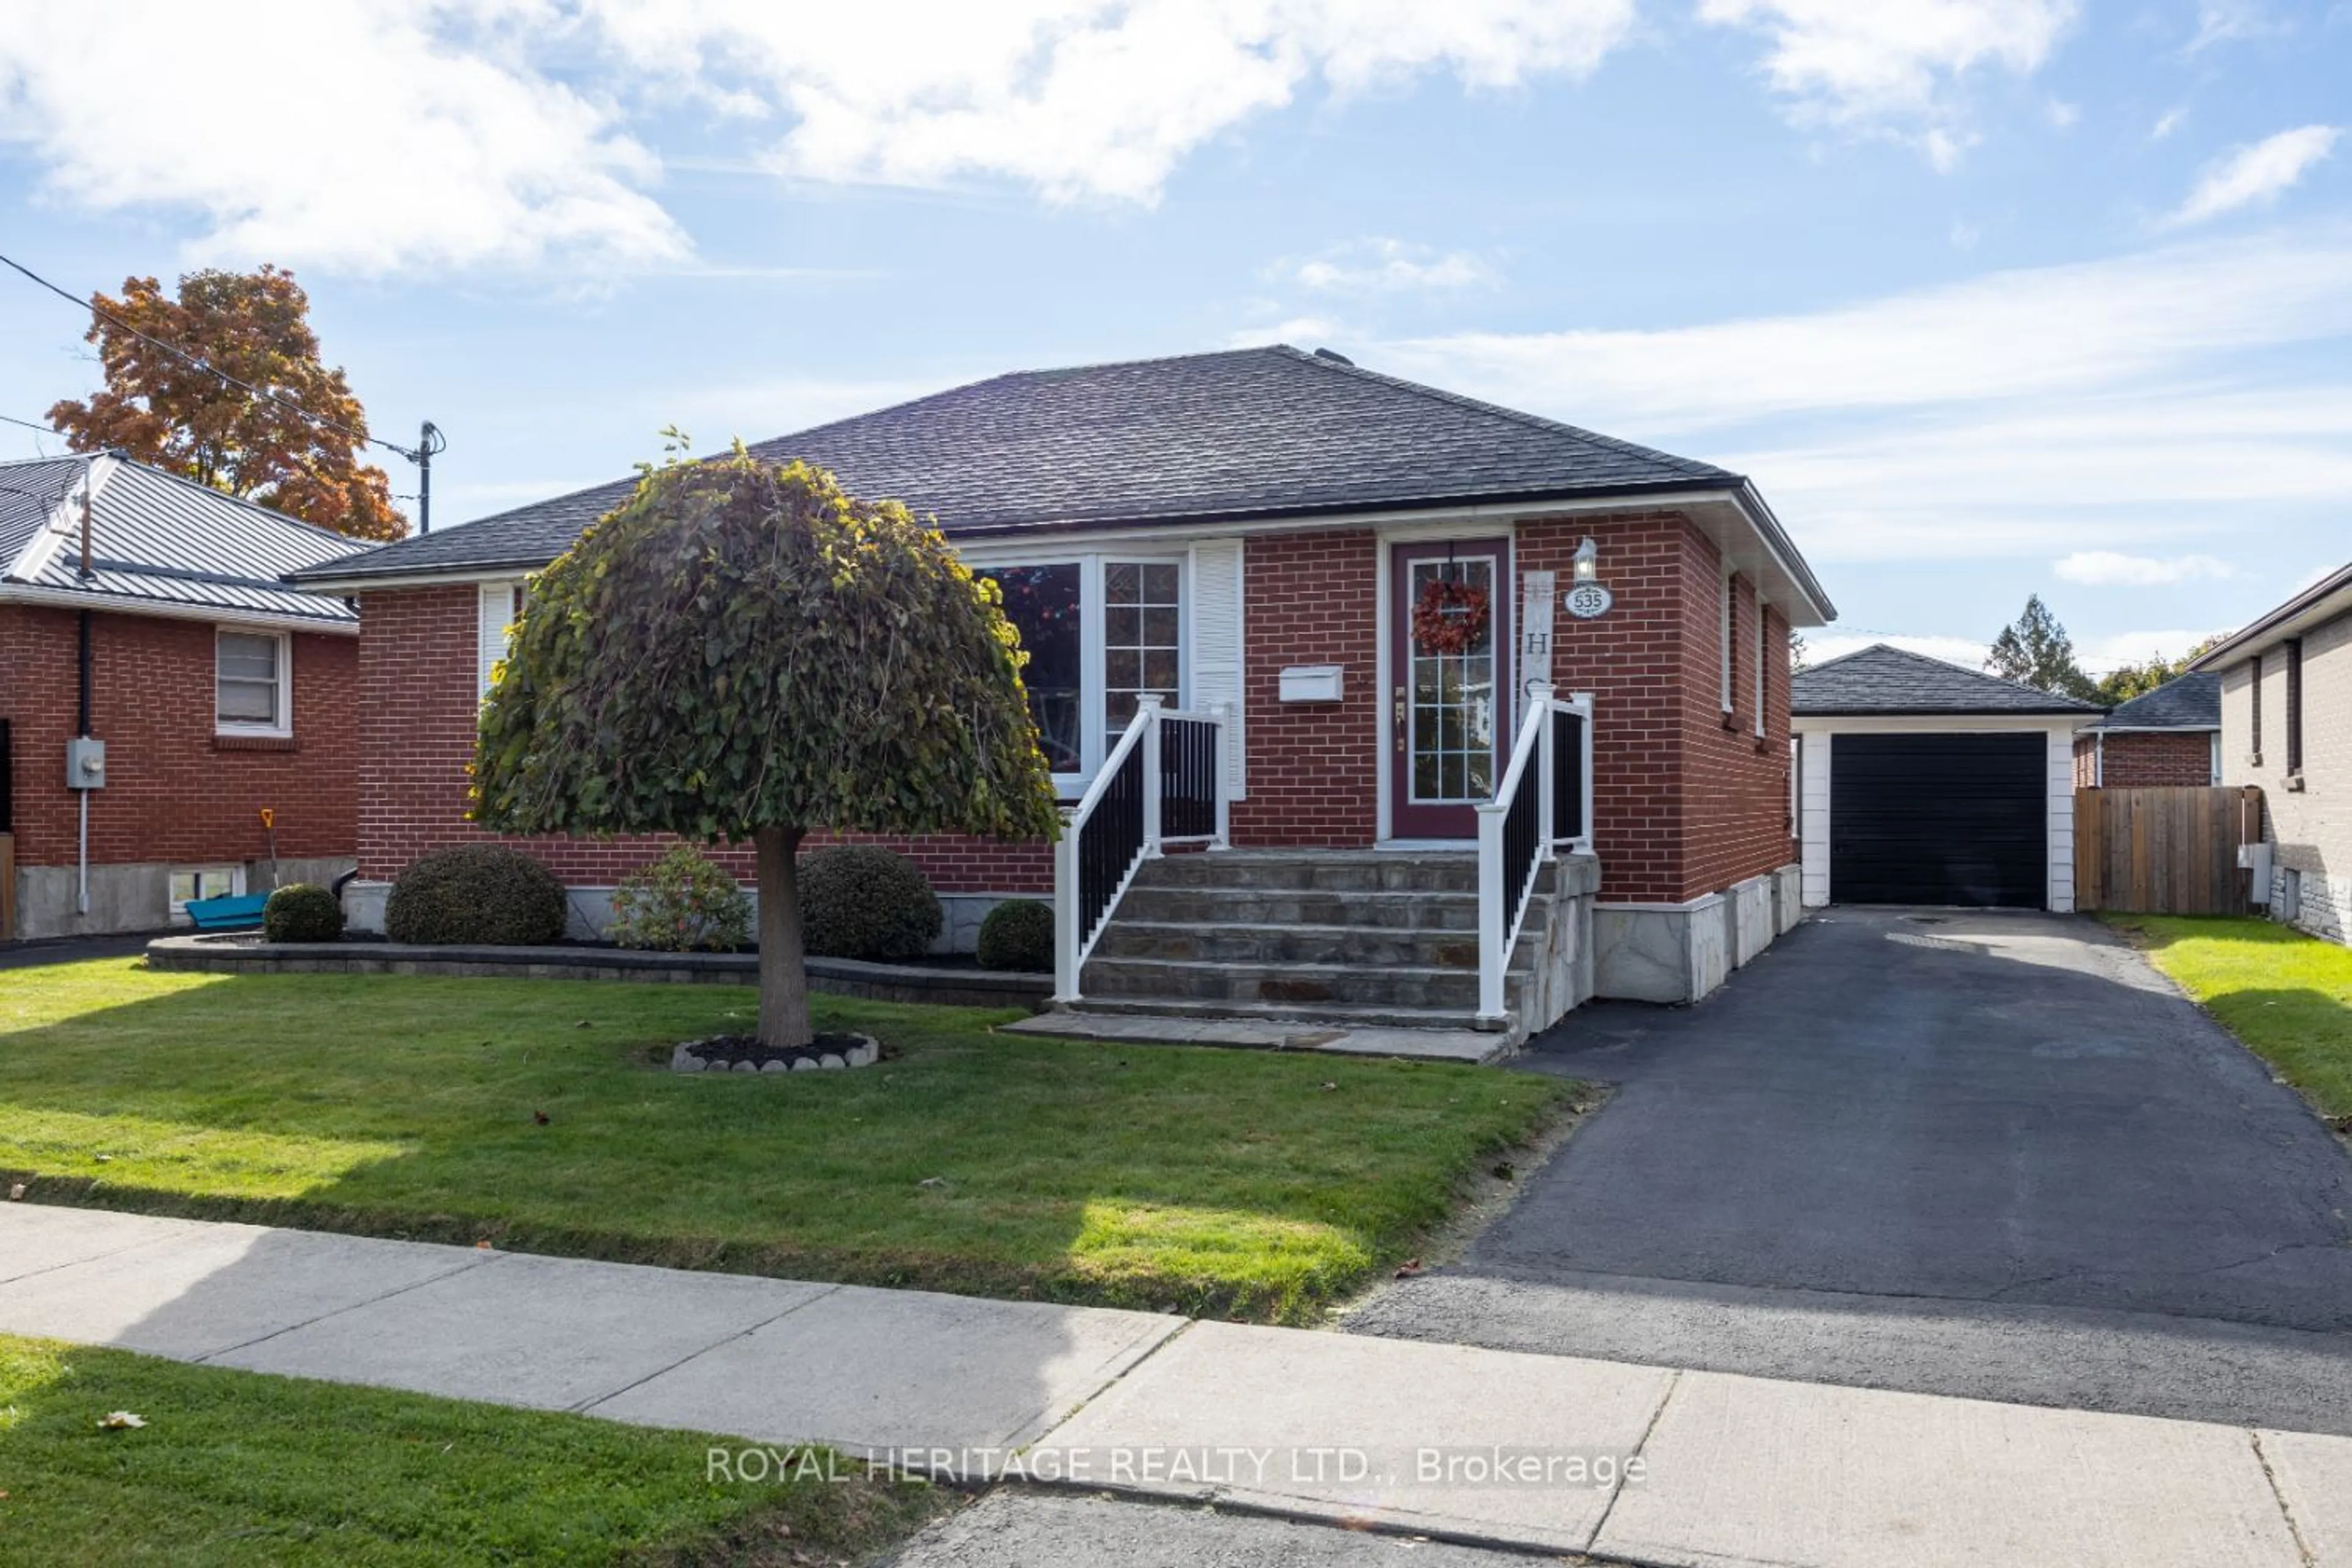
top-left (1792, 645), bottom-right (2103, 911)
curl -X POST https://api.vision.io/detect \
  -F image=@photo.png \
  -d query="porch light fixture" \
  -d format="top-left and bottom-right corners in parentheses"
top-left (1563, 537), bottom-right (1613, 620)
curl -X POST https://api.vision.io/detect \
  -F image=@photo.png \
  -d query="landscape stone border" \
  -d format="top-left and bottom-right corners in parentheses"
top-left (143, 933), bottom-right (1050, 1011)
top-left (671, 1033), bottom-right (881, 1073)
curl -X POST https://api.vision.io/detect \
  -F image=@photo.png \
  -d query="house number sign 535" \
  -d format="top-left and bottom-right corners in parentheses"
top-left (1564, 581), bottom-right (1613, 619)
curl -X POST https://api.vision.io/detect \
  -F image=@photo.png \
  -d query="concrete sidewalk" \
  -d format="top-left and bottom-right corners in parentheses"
top-left (2, 1204), bottom-right (2346, 1567)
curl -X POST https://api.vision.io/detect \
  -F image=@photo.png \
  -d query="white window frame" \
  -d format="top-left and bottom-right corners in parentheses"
top-left (168, 864), bottom-right (246, 921)
top-left (960, 550), bottom-right (1189, 794)
top-left (214, 627), bottom-right (292, 737)
top-left (1719, 562), bottom-right (1735, 714)
top-left (1755, 597), bottom-right (1768, 738)
top-left (479, 580), bottom-right (529, 700)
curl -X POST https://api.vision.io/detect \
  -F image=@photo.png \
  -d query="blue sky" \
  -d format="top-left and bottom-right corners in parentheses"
top-left (1, 0), bottom-right (2345, 671)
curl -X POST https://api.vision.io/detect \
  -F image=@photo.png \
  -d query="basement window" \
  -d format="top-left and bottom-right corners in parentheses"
top-left (169, 865), bottom-right (244, 920)
top-left (216, 629), bottom-right (290, 736)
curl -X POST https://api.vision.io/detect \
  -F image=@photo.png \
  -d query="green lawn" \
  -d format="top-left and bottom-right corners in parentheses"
top-left (2106, 914), bottom-right (2352, 1123)
top-left (0, 1332), bottom-right (946, 1566)
top-left (0, 960), bottom-right (1566, 1322)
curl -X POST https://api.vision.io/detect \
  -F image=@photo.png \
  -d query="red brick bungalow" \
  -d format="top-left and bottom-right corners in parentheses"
top-left (1, 453), bottom-right (364, 939)
top-left (290, 347), bottom-right (1836, 1023)
top-left (2072, 672), bottom-right (2220, 788)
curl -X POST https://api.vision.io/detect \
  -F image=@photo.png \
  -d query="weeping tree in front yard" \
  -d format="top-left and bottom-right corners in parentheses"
top-left (471, 447), bottom-right (1062, 1049)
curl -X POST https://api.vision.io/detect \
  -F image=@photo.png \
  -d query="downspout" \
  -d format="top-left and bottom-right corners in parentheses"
top-left (75, 462), bottom-right (93, 916)
top-left (2094, 731), bottom-right (2103, 788)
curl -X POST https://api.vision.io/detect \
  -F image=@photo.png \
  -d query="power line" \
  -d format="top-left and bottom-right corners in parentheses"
top-left (0, 249), bottom-right (422, 462)
top-left (1, 249), bottom-right (448, 529)
top-left (0, 412), bottom-right (59, 435)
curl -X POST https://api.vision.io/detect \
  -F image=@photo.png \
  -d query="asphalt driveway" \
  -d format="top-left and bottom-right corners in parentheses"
top-left (1350, 908), bottom-right (2352, 1432)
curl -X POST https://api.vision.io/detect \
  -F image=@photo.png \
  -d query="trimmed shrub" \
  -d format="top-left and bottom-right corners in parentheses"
top-left (976, 899), bottom-right (1054, 972)
top-left (385, 844), bottom-right (567, 946)
top-left (608, 845), bottom-right (752, 952)
top-left (263, 883), bottom-right (344, 943)
top-left (799, 846), bottom-right (941, 962)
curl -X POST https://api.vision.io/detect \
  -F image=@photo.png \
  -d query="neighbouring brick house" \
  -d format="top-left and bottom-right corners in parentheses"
top-left (291, 347), bottom-right (1836, 1021)
top-left (1, 453), bottom-right (365, 938)
top-left (2195, 560), bottom-right (2351, 944)
top-left (2073, 673), bottom-right (2220, 788)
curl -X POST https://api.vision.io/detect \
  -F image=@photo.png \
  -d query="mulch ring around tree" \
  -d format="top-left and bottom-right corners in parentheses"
top-left (670, 1033), bottom-right (882, 1074)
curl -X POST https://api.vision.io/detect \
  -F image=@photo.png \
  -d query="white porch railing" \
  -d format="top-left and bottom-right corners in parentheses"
top-left (1474, 682), bottom-right (1596, 1025)
top-left (1052, 696), bottom-right (1232, 1003)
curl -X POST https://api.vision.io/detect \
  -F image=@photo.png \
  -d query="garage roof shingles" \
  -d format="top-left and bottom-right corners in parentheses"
top-left (292, 345), bottom-right (1743, 584)
top-left (1793, 644), bottom-right (2103, 717)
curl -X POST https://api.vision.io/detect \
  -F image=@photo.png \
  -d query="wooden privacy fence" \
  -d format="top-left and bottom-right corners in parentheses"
top-left (2075, 785), bottom-right (2261, 915)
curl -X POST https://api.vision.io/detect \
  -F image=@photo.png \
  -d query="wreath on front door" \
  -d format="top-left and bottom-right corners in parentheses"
top-left (1412, 576), bottom-right (1491, 656)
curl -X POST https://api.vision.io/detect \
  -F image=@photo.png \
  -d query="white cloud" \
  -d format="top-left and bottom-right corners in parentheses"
top-left (2074, 628), bottom-right (2234, 671)
top-left (2152, 106), bottom-right (2188, 141)
top-left (1224, 315), bottom-right (1348, 350)
top-left (1384, 228), bottom-right (2352, 431)
top-left (1810, 632), bottom-right (1990, 668)
top-left (2166, 125), bottom-right (2341, 228)
top-left (2185, 1), bottom-right (2288, 53)
top-left (0, 0), bottom-right (1637, 270)
top-left (1697, 0), bottom-right (2076, 162)
top-left (2046, 98), bottom-right (2079, 129)
top-left (2053, 551), bottom-right (2236, 587)
top-left (1289, 238), bottom-right (1494, 292)
top-left (0, 0), bottom-right (685, 274)
top-left (586, 0), bottom-right (1635, 205)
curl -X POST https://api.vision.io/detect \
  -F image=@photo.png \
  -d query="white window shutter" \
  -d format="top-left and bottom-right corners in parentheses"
top-left (478, 582), bottom-right (516, 699)
top-left (1189, 540), bottom-right (1246, 799)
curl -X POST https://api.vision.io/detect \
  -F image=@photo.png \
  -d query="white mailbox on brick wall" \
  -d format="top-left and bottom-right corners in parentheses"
top-left (1278, 665), bottom-right (1344, 703)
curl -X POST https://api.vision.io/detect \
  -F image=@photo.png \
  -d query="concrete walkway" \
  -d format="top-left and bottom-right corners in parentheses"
top-left (4, 1202), bottom-right (2348, 1567)
top-left (1002, 1009), bottom-right (1507, 1062)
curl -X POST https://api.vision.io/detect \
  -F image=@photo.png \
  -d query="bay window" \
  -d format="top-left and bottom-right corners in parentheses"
top-left (973, 554), bottom-right (1186, 790)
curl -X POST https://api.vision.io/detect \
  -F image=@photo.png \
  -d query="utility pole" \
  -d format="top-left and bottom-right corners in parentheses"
top-left (413, 420), bottom-right (447, 534)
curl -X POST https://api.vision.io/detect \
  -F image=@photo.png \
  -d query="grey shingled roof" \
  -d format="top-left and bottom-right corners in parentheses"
top-left (292, 345), bottom-right (1750, 585)
top-left (2086, 671), bottom-right (2220, 731)
top-left (1, 453), bottom-right (364, 625)
top-left (1793, 643), bottom-right (2105, 716)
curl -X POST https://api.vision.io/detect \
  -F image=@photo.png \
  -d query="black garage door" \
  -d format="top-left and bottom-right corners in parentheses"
top-left (1831, 733), bottom-right (2047, 908)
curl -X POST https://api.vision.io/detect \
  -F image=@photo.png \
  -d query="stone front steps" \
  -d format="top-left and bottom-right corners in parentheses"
top-left (1065, 850), bottom-right (1552, 1039)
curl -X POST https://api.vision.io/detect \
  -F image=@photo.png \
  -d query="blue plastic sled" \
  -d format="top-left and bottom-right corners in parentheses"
top-left (186, 892), bottom-right (271, 931)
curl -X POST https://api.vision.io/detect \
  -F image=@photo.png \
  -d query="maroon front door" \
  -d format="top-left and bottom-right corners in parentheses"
top-left (1390, 539), bottom-right (1513, 839)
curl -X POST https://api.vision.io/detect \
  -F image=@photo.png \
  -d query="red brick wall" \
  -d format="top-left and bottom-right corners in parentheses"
top-left (1678, 544), bottom-right (1798, 900)
top-left (0, 603), bottom-right (356, 869)
top-left (352, 512), bottom-right (1800, 909)
top-left (1519, 513), bottom-right (1692, 900)
top-left (2073, 735), bottom-right (2097, 789)
top-left (353, 586), bottom-right (1050, 892)
top-left (1231, 530), bottom-right (1380, 848)
top-left (2085, 730), bottom-right (2217, 788)
top-left (1517, 511), bottom-right (1793, 902)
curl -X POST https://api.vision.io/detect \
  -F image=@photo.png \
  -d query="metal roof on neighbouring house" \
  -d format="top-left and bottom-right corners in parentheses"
top-left (2085, 671), bottom-right (2220, 731)
top-left (287, 344), bottom-right (1836, 619)
top-left (0, 452), bottom-right (366, 628)
top-left (1793, 643), bottom-right (2106, 717)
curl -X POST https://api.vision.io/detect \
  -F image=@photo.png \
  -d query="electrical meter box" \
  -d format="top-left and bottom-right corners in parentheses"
top-left (66, 737), bottom-right (106, 790)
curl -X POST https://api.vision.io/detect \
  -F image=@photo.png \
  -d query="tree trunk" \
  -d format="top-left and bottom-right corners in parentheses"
top-left (754, 826), bottom-right (813, 1050)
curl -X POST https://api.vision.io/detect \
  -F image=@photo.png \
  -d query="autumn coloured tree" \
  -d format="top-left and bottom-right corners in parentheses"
top-left (472, 449), bottom-right (1061, 1050)
top-left (47, 266), bottom-right (407, 541)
